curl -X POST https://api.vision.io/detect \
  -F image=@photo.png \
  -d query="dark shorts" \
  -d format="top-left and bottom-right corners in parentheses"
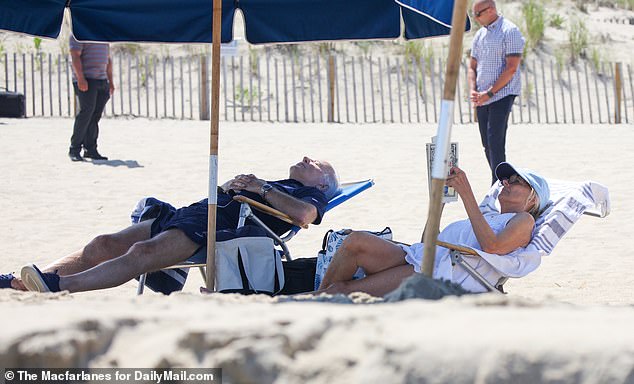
top-left (150, 200), bottom-right (209, 246)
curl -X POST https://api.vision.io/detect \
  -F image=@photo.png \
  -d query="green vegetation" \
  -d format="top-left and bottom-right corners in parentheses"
top-left (523, 81), bottom-right (534, 103)
top-left (598, 0), bottom-right (633, 10)
top-left (354, 41), bottom-right (373, 57)
top-left (522, 0), bottom-right (546, 50)
top-left (235, 86), bottom-right (260, 107)
top-left (113, 43), bottom-right (144, 56)
top-left (317, 42), bottom-right (336, 57)
top-left (248, 46), bottom-right (259, 77)
top-left (402, 41), bottom-right (435, 65)
top-left (615, 0), bottom-right (634, 10)
top-left (554, 50), bottom-right (565, 73)
top-left (58, 38), bottom-right (69, 55)
top-left (549, 14), bottom-right (565, 29)
top-left (589, 46), bottom-right (602, 71)
top-left (568, 19), bottom-right (588, 62)
top-left (139, 56), bottom-right (156, 87)
top-left (575, 0), bottom-right (588, 13)
top-left (33, 37), bottom-right (42, 51)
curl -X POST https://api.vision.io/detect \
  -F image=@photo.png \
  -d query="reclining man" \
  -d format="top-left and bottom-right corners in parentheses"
top-left (2, 156), bottom-right (338, 293)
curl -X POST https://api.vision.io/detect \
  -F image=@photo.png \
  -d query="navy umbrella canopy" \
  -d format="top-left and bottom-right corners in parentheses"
top-left (0, 0), bottom-right (469, 43)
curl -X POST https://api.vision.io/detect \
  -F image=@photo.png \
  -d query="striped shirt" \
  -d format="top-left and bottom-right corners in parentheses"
top-left (69, 36), bottom-right (110, 81)
top-left (471, 15), bottom-right (525, 105)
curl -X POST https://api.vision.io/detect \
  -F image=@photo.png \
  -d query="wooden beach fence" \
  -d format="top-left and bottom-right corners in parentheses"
top-left (1, 52), bottom-right (632, 125)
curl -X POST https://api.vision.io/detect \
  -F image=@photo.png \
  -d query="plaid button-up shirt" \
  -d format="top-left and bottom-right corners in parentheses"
top-left (471, 16), bottom-right (525, 105)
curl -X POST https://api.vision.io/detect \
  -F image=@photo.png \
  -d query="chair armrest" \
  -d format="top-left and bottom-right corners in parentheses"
top-left (436, 240), bottom-right (480, 256)
top-left (233, 195), bottom-right (309, 229)
top-left (437, 240), bottom-right (505, 293)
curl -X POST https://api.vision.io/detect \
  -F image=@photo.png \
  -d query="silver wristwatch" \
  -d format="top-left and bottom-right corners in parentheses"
top-left (260, 183), bottom-right (273, 199)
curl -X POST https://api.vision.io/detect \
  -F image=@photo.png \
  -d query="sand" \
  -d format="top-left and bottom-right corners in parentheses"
top-left (1, 116), bottom-right (633, 382)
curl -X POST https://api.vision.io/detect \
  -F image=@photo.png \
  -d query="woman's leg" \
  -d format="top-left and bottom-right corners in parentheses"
top-left (318, 231), bottom-right (409, 291)
top-left (322, 264), bottom-right (415, 297)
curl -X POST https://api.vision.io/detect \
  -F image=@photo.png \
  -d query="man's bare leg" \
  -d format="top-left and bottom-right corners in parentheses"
top-left (42, 220), bottom-right (154, 276)
top-left (318, 231), bottom-right (409, 291)
top-left (58, 228), bottom-right (199, 293)
top-left (11, 221), bottom-right (154, 291)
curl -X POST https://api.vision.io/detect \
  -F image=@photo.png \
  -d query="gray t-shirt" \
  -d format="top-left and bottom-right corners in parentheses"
top-left (69, 35), bottom-right (109, 81)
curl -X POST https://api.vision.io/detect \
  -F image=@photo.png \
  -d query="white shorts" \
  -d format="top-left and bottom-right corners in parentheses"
top-left (396, 242), bottom-right (453, 281)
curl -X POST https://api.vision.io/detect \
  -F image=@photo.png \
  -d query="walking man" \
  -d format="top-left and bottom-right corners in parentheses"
top-left (69, 35), bottom-right (114, 161)
top-left (468, 0), bottom-right (525, 184)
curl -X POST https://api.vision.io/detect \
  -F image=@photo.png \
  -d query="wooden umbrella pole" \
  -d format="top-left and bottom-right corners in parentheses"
top-left (206, 0), bottom-right (223, 291)
top-left (421, 0), bottom-right (469, 277)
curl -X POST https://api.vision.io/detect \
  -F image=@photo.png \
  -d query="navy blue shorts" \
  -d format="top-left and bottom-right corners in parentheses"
top-left (150, 200), bottom-right (206, 246)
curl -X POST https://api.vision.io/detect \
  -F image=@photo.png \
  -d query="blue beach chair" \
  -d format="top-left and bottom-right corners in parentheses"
top-left (136, 179), bottom-right (374, 294)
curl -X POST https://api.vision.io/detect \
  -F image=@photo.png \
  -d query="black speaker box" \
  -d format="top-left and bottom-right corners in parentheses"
top-left (0, 91), bottom-right (26, 118)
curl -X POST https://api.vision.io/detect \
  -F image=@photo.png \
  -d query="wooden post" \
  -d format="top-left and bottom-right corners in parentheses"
top-left (205, 0), bottom-right (222, 291)
top-left (328, 54), bottom-right (335, 122)
top-left (199, 54), bottom-right (210, 120)
top-left (602, 62), bottom-right (611, 123)
top-left (615, 62), bottom-right (622, 124)
top-left (421, 0), bottom-right (468, 277)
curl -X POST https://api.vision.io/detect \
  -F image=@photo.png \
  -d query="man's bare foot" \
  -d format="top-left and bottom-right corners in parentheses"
top-left (12, 277), bottom-right (27, 291)
top-left (1, 274), bottom-right (27, 291)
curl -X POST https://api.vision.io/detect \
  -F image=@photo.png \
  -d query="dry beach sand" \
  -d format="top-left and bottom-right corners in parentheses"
top-left (1, 117), bottom-right (634, 382)
top-left (2, 0), bottom-right (634, 380)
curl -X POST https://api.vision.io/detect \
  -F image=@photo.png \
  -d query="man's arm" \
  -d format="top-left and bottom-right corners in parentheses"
top-left (468, 57), bottom-right (478, 102)
top-left (70, 49), bottom-right (88, 92)
top-left (226, 174), bottom-right (318, 227)
top-left (107, 55), bottom-right (114, 95)
top-left (488, 55), bottom-right (521, 95)
top-left (259, 187), bottom-right (318, 226)
top-left (474, 55), bottom-right (521, 106)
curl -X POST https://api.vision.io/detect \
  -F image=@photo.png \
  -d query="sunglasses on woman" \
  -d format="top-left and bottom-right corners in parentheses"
top-left (502, 174), bottom-right (529, 187)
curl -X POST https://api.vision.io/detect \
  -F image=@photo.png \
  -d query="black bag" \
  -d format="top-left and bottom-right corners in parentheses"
top-left (0, 91), bottom-right (26, 118)
top-left (279, 257), bottom-right (317, 295)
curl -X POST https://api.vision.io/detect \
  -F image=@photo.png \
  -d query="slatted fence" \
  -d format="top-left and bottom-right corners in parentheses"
top-left (1, 52), bottom-right (631, 124)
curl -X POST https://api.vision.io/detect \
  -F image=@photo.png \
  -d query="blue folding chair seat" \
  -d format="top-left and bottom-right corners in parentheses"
top-left (137, 179), bottom-right (374, 294)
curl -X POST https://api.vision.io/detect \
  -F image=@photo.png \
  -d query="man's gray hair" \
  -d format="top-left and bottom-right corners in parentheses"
top-left (322, 167), bottom-right (340, 200)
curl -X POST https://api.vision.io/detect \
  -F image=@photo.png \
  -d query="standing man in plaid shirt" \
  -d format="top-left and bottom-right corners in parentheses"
top-left (468, 0), bottom-right (525, 184)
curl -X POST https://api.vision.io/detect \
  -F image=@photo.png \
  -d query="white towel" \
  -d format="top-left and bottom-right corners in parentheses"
top-left (473, 179), bottom-right (610, 278)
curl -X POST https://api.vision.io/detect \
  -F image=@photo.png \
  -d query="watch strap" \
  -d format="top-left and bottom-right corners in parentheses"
top-left (260, 183), bottom-right (273, 199)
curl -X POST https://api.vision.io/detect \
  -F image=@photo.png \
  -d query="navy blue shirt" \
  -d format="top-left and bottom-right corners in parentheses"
top-left (147, 179), bottom-right (328, 246)
top-left (213, 178), bottom-right (327, 235)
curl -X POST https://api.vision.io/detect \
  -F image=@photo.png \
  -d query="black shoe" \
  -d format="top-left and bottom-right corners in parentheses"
top-left (0, 273), bottom-right (15, 289)
top-left (20, 264), bottom-right (61, 293)
top-left (83, 150), bottom-right (108, 160)
top-left (69, 151), bottom-right (84, 162)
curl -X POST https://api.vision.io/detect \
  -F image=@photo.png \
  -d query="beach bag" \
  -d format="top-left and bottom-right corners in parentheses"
top-left (0, 91), bottom-right (26, 118)
top-left (216, 227), bottom-right (285, 296)
top-left (279, 257), bottom-right (318, 295)
top-left (314, 227), bottom-right (392, 290)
